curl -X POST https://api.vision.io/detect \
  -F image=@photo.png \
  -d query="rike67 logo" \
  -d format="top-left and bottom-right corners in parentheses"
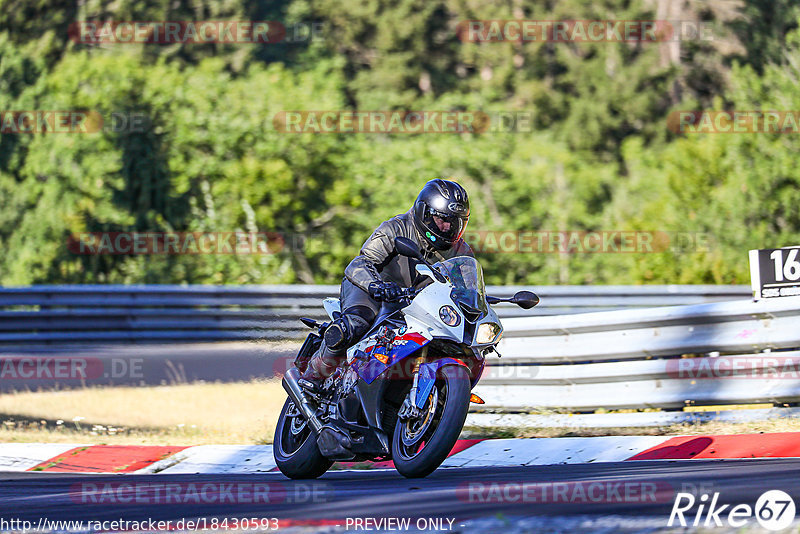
top-left (669, 490), bottom-right (796, 530)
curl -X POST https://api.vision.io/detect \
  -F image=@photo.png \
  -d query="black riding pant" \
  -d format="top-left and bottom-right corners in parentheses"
top-left (307, 279), bottom-right (380, 378)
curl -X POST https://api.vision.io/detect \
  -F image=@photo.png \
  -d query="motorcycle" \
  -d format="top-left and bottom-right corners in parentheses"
top-left (274, 236), bottom-right (539, 479)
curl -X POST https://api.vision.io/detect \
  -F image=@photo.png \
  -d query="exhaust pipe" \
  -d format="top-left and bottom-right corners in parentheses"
top-left (282, 367), bottom-right (323, 433)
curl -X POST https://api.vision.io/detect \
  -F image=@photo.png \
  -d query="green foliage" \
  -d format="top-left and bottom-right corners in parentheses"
top-left (0, 1), bottom-right (798, 287)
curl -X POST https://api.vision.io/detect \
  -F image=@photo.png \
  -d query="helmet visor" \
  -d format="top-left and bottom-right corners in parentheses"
top-left (422, 207), bottom-right (467, 242)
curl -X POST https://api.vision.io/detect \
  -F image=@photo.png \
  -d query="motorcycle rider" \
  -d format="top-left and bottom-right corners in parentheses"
top-left (301, 178), bottom-right (473, 387)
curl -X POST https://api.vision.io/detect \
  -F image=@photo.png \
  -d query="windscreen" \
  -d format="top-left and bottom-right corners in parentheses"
top-left (434, 256), bottom-right (487, 319)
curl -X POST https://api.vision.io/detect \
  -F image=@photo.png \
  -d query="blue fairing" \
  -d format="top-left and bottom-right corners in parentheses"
top-left (414, 358), bottom-right (469, 408)
top-left (353, 332), bottom-right (430, 384)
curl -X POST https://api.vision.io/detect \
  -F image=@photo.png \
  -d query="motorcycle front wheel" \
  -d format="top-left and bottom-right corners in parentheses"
top-left (392, 364), bottom-right (471, 478)
top-left (273, 397), bottom-right (333, 479)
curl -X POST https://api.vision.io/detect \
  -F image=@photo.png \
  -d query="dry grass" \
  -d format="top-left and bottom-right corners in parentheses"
top-left (0, 380), bottom-right (287, 445)
top-left (665, 418), bottom-right (800, 436)
top-left (463, 403), bottom-right (800, 439)
top-left (2, 381), bottom-right (799, 446)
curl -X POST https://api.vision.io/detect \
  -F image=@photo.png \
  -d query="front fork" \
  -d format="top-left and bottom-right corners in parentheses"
top-left (398, 346), bottom-right (427, 420)
top-left (401, 351), bottom-right (476, 423)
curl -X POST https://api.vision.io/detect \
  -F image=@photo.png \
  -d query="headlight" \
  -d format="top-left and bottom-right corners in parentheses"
top-left (476, 322), bottom-right (502, 344)
top-left (439, 305), bottom-right (461, 327)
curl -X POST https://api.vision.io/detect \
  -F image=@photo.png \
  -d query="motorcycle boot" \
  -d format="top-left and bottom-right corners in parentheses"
top-left (300, 307), bottom-right (373, 391)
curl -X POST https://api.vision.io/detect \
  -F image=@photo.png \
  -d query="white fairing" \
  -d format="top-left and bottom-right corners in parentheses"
top-left (403, 281), bottom-right (464, 342)
top-left (323, 297), bottom-right (341, 319)
top-left (343, 257), bottom-right (504, 363)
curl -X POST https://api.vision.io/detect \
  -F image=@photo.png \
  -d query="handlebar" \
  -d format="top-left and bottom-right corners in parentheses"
top-left (370, 281), bottom-right (419, 303)
top-left (395, 287), bottom-right (418, 302)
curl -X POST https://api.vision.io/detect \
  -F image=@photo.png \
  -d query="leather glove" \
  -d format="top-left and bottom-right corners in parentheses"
top-left (368, 280), bottom-right (403, 302)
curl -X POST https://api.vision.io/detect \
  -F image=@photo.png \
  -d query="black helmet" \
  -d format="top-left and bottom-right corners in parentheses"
top-left (412, 179), bottom-right (470, 251)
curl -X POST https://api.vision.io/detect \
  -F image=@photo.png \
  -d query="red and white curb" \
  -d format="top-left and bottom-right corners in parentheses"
top-left (2, 432), bottom-right (800, 474)
top-left (0, 443), bottom-right (88, 471)
top-left (440, 436), bottom-right (668, 468)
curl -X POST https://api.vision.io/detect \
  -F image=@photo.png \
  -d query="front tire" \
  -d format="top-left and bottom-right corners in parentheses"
top-left (273, 397), bottom-right (333, 479)
top-left (392, 365), bottom-right (471, 478)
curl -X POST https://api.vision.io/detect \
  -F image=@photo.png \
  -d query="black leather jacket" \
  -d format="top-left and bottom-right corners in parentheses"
top-left (344, 210), bottom-right (474, 293)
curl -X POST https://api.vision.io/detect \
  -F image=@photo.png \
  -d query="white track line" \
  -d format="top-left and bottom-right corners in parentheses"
top-left (441, 436), bottom-right (671, 468)
top-left (137, 445), bottom-right (277, 474)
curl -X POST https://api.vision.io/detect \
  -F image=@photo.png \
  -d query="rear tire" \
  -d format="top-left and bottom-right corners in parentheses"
top-left (273, 397), bottom-right (333, 479)
top-left (392, 365), bottom-right (471, 478)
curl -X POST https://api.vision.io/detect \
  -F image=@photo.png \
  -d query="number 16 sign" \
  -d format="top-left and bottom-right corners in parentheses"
top-left (750, 246), bottom-right (800, 299)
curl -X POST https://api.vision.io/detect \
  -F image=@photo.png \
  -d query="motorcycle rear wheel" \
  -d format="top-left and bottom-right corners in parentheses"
top-left (392, 365), bottom-right (471, 478)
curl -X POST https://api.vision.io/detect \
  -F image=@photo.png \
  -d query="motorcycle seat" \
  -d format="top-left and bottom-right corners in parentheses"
top-left (323, 297), bottom-right (341, 319)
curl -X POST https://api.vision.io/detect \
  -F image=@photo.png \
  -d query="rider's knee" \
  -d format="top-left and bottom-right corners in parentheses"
top-left (323, 318), bottom-right (348, 350)
top-left (324, 305), bottom-right (375, 350)
top-left (346, 305), bottom-right (376, 339)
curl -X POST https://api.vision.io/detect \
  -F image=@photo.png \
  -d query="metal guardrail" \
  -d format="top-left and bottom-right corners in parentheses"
top-left (0, 284), bottom-right (749, 344)
top-left (497, 295), bottom-right (800, 363)
top-left (1, 283), bottom-right (797, 429)
top-left (469, 295), bottom-right (800, 427)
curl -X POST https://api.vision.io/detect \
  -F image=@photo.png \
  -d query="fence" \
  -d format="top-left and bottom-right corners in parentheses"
top-left (3, 283), bottom-right (796, 429)
top-left (469, 295), bottom-right (800, 428)
top-left (0, 284), bottom-right (749, 344)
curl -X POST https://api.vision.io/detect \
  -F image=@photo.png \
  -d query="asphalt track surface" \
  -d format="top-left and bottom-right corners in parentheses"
top-left (0, 342), bottom-right (299, 392)
top-left (2, 459), bottom-right (800, 531)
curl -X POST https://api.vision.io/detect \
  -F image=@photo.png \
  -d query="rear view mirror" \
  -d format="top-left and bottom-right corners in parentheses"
top-left (511, 290), bottom-right (539, 309)
top-left (397, 236), bottom-right (448, 283)
top-left (486, 290), bottom-right (540, 308)
top-left (394, 237), bottom-right (423, 260)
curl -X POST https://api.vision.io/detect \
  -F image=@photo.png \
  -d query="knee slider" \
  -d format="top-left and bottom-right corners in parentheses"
top-left (324, 306), bottom-right (376, 350)
top-left (324, 318), bottom-right (348, 350)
